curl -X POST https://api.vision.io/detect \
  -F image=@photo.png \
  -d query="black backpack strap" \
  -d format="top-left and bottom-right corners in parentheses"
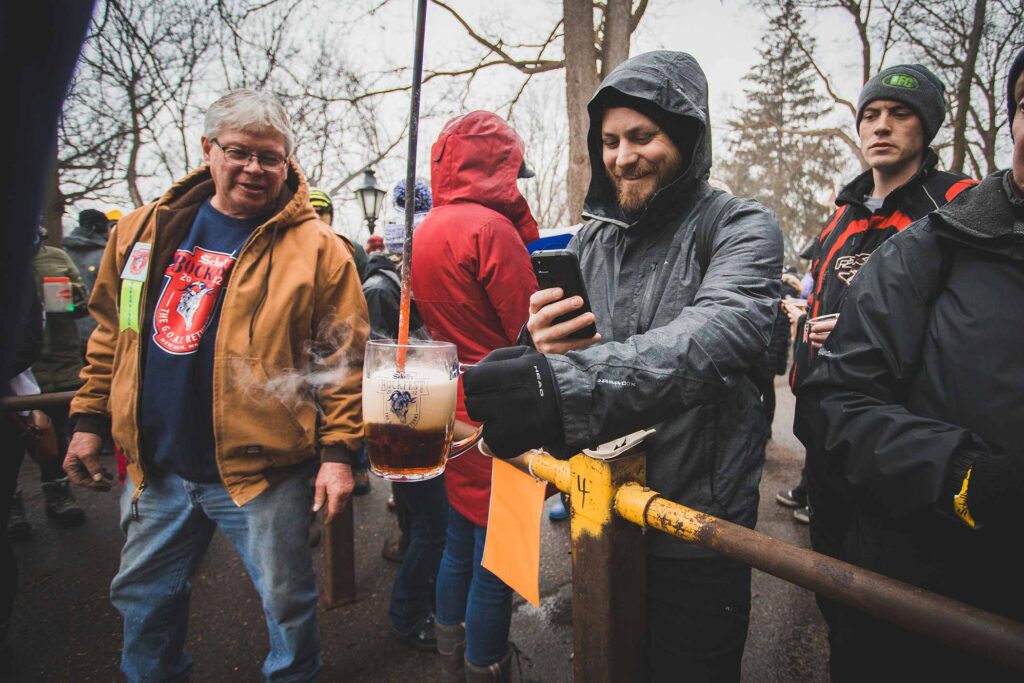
top-left (695, 190), bottom-right (736, 276)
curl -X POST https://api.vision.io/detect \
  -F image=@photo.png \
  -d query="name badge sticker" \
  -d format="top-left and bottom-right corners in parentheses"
top-left (120, 242), bottom-right (152, 282)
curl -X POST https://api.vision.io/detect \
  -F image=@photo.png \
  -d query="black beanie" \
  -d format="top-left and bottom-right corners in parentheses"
top-left (856, 64), bottom-right (946, 145)
top-left (79, 209), bottom-right (109, 233)
top-left (593, 88), bottom-right (698, 161)
top-left (1007, 46), bottom-right (1024, 139)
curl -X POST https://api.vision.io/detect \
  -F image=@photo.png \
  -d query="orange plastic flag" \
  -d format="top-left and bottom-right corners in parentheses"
top-left (481, 457), bottom-right (547, 607)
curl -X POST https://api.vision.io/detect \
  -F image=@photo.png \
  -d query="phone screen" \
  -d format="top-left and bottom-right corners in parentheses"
top-left (530, 250), bottom-right (597, 340)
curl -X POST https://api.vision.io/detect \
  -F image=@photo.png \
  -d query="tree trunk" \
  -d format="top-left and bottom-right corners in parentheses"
top-left (950, 0), bottom-right (986, 174)
top-left (42, 134), bottom-right (65, 246)
top-left (600, 0), bottom-right (631, 79)
top-left (563, 0), bottom-right (600, 223)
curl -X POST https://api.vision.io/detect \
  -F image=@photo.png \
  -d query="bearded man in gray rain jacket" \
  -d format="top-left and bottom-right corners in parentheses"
top-left (464, 51), bottom-right (783, 682)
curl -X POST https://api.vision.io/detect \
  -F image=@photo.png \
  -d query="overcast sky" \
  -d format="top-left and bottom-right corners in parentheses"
top-left (328, 1), bottom-right (869, 221)
top-left (347, 1), bottom-right (868, 142)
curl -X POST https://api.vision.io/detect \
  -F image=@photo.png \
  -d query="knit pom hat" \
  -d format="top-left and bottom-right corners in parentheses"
top-left (856, 64), bottom-right (946, 145)
top-left (384, 179), bottom-right (432, 254)
top-left (393, 178), bottom-right (432, 213)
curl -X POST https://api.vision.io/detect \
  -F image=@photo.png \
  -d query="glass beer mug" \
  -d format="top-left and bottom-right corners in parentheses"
top-left (363, 339), bottom-right (483, 481)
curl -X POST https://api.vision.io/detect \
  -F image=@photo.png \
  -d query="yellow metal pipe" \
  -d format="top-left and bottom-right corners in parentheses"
top-left (507, 450), bottom-right (571, 495)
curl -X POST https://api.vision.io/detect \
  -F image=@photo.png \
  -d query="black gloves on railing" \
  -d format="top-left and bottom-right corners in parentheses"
top-left (463, 346), bottom-right (563, 459)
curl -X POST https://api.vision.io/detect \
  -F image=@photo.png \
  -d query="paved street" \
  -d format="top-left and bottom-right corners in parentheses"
top-left (8, 378), bottom-right (827, 682)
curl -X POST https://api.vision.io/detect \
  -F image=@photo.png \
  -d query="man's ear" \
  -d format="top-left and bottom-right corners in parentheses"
top-left (201, 137), bottom-right (213, 165)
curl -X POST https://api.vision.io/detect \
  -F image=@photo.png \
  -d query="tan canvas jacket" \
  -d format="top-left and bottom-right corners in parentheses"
top-left (71, 162), bottom-right (369, 505)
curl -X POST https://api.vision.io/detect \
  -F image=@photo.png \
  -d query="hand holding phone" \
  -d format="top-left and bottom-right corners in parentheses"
top-left (528, 250), bottom-right (601, 353)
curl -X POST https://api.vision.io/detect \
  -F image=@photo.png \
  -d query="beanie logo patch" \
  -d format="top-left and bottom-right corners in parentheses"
top-left (881, 73), bottom-right (919, 90)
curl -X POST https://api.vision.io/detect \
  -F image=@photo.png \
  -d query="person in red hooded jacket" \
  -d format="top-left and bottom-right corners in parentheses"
top-left (411, 110), bottom-right (538, 682)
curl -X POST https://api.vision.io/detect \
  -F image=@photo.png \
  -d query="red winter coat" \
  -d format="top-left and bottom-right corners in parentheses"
top-left (411, 111), bottom-right (539, 526)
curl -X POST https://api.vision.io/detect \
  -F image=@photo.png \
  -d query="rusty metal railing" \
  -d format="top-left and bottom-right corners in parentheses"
top-left (506, 447), bottom-right (1024, 682)
top-left (13, 392), bottom-right (1022, 677)
top-left (1, 390), bottom-right (77, 411)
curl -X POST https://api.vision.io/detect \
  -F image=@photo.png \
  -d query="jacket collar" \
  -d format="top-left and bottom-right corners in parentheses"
top-left (932, 170), bottom-right (1024, 260)
top-left (837, 148), bottom-right (940, 210)
top-left (157, 159), bottom-right (315, 233)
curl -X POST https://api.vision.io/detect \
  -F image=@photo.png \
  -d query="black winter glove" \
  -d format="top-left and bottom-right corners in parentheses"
top-left (463, 346), bottom-right (564, 459)
top-left (964, 452), bottom-right (1024, 526)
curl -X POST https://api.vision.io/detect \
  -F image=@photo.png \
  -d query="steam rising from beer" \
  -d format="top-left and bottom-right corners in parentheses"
top-left (235, 309), bottom-right (368, 416)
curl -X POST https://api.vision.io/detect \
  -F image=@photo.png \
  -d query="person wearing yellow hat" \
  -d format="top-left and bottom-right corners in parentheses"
top-left (309, 188), bottom-right (367, 282)
top-left (105, 209), bottom-right (123, 233)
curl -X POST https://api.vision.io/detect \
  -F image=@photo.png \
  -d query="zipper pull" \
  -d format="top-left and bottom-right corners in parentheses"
top-left (130, 478), bottom-right (147, 522)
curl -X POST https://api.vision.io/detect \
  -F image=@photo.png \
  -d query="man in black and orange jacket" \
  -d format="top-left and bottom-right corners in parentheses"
top-left (781, 65), bottom-right (976, 550)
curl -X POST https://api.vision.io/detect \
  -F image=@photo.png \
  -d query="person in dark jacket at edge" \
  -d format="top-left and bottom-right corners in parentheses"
top-left (9, 230), bottom-right (91, 536)
top-left (462, 51), bottom-right (783, 682)
top-left (799, 47), bottom-right (1024, 682)
top-left (412, 110), bottom-right (539, 682)
top-left (778, 64), bottom-right (976, 527)
top-left (63, 208), bottom-right (111, 356)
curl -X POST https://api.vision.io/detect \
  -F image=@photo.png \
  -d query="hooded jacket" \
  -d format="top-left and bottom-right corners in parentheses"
top-left (802, 171), bottom-right (1024, 657)
top-left (549, 51), bottom-right (783, 558)
top-left (70, 161), bottom-right (368, 506)
top-left (64, 224), bottom-right (110, 345)
top-left (411, 111), bottom-right (539, 526)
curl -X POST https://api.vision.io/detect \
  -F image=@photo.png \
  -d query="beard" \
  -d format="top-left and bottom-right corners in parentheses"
top-left (609, 158), bottom-right (682, 219)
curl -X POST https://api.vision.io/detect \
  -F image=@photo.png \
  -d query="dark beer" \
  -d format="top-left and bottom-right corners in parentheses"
top-left (363, 346), bottom-right (481, 481)
top-left (365, 422), bottom-right (452, 478)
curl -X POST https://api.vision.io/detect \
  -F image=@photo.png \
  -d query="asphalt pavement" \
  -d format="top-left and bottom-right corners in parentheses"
top-left (8, 378), bottom-right (827, 682)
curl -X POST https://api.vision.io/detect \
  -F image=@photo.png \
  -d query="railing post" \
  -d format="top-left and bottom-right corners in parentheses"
top-left (320, 500), bottom-right (357, 608)
top-left (568, 449), bottom-right (647, 682)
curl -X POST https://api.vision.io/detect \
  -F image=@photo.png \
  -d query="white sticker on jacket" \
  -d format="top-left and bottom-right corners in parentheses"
top-left (120, 242), bottom-right (152, 282)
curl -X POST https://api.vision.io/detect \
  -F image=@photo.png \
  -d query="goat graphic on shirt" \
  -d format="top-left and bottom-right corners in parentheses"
top-left (152, 247), bottom-right (235, 355)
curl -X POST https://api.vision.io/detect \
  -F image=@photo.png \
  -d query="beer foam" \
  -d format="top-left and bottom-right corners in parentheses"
top-left (363, 364), bottom-right (457, 430)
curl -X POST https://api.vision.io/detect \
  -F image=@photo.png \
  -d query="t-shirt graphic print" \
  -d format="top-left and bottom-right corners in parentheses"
top-left (152, 246), bottom-right (235, 354)
top-left (140, 199), bottom-right (265, 483)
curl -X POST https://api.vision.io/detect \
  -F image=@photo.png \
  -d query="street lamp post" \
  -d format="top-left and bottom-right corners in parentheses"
top-left (354, 169), bottom-right (388, 235)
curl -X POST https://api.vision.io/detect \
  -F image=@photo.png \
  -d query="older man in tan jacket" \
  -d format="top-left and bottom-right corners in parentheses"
top-left (64, 89), bottom-right (368, 683)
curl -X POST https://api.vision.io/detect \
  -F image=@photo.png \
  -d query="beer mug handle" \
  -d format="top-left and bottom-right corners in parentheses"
top-left (450, 362), bottom-right (483, 457)
top-left (450, 424), bottom-right (484, 458)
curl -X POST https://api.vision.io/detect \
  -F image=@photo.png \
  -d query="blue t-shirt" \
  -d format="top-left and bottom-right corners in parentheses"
top-left (141, 200), bottom-right (263, 483)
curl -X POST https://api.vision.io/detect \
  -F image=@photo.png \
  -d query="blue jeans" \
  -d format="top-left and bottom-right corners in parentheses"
top-left (435, 507), bottom-right (513, 666)
top-left (388, 474), bottom-right (449, 634)
top-left (111, 464), bottom-right (321, 683)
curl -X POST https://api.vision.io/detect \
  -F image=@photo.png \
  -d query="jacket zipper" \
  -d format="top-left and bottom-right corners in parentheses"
top-left (130, 475), bottom-right (147, 521)
top-left (635, 262), bottom-right (659, 335)
top-left (128, 207), bottom-right (161, 521)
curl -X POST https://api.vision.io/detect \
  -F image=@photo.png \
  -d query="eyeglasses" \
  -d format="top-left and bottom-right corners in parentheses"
top-left (211, 139), bottom-right (288, 171)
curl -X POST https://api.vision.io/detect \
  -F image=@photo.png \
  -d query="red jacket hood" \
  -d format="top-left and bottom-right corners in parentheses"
top-left (430, 111), bottom-right (539, 244)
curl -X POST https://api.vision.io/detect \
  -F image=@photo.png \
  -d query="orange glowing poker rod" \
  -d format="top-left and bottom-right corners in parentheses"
top-left (395, 0), bottom-right (428, 374)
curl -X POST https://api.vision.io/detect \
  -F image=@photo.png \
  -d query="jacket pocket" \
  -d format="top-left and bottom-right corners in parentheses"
top-left (215, 357), bottom-right (316, 465)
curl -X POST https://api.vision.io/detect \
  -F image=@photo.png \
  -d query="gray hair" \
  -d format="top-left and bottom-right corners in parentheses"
top-left (204, 89), bottom-right (295, 156)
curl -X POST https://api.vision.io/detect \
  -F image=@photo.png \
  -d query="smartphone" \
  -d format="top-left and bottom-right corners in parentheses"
top-left (530, 249), bottom-right (598, 340)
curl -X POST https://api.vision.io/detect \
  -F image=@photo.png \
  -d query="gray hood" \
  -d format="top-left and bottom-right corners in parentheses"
top-left (584, 51), bottom-right (712, 226)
